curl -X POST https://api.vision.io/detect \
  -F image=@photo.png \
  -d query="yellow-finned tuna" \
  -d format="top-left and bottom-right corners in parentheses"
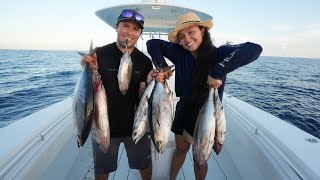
top-left (91, 70), bottom-right (110, 153)
top-left (132, 79), bottom-right (156, 144)
top-left (213, 88), bottom-right (227, 155)
top-left (183, 87), bottom-right (216, 168)
top-left (73, 42), bottom-right (95, 147)
top-left (183, 88), bottom-right (227, 168)
top-left (148, 80), bottom-right (174, 153)
top-left (117, 40), bottom-right (132, 95)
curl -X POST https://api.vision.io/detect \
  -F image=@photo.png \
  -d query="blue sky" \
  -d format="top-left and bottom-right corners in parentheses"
top-left (1, 0), bottom-right (320, 58)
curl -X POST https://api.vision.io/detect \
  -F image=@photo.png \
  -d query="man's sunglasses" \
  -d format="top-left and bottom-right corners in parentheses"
top-left (119, 10), bottom-right (144, 25)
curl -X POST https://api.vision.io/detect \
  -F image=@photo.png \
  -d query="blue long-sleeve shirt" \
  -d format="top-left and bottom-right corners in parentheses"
top-left (146, 39), bottom-right (262, 103)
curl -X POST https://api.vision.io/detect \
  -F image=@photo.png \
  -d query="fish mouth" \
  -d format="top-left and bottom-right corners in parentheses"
top-left (194, 162), bottom-right (206, 169)
top-left (117, 38), bottom-right (130, 47)
top-left (155, 141), bottom-right (166, 153)
top-left (124, 37), bottom-right (131, 42)
top-left (192, 149), bottom-right (207, 168)
top-left (133, 135), bottom-right (142, 144)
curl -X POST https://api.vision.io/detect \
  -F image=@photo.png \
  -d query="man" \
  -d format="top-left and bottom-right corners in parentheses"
top-left (83, 9), bottom-right (161, 180)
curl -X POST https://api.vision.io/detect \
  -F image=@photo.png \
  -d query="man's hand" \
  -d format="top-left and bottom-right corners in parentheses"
top-left (146, 69), bottom-right (160, 83)
top-left (81, 53), bottom-right (98, 70)
top-left (146, 68), bottom-right (173, 84)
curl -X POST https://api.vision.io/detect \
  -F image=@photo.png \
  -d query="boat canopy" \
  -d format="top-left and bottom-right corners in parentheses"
top-left (95, 1), bottom-right (213, 34)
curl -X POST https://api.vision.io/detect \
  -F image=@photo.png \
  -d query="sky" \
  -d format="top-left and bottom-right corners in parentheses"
top-left (1, 0), bottom-right (320, 59)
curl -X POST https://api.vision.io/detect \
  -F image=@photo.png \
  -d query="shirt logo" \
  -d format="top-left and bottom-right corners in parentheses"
top-left (219, 49), bottom-right (239, 67)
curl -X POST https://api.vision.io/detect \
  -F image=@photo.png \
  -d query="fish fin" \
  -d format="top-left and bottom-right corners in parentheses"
top-left (77, 51), bottom-right (86, 57)
top-left (77, 139), bottom-right (81, 148)
top-left (151, 60), bottom-right (161, 70)
top-left (88, 41), bottom-right (97, 56)
top-left (90, 40), bottom-right (93, 52)
top-left (182, 130), bottom-right (195, 145)
top-left (160, 65), bottom-right (175, 72)
top-left (213, 142), bottom-right (223, 155)
top-left (151, 60), bottom-right (175, 72)
top-left (214, 88), bottom-right (222, 104)
top-left (77, 40), bottom-right (97, 57)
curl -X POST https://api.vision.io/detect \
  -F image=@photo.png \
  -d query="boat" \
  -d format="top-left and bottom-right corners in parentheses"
top-left (1, 0), bottom-right (319, 179)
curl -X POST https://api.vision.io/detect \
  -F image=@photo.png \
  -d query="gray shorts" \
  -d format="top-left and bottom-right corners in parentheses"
top-left (92, 135), bottom-right (151, 174)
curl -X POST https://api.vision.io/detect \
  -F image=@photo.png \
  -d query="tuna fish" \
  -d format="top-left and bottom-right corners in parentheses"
top-left (183, 88), bottom-right (227, 167)
top-left (132, 79), bottom-right (156, 144)
top-left (213, 88), bottom-right (227, 155)
top-left (183, 87), bottom-right (216, 168)
top-left (148, 81), bottom-right (174, 153)
top-left (117, 39), bottom-right (132, 95)
top-left (91, 70), bottom-right (110, 153)
top-left (73, 42), bottom-right (95, 147)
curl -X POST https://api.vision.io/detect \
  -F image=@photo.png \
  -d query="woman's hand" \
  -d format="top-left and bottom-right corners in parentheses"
top-left (81, 53), bottom-right (98, 70)
top-left (157, 69), bottom-right (173, 83)
top-left (146, 68), bottom-right (173, 84)
top-left (163, 69), bottom-right (173, 80)
top-left (207, 75), bottom-right (222, 89)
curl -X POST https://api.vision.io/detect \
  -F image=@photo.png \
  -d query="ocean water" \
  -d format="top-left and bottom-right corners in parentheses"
top-left (0, 49), bottom-right (319, 139)
top-left (224, 56), bottom-right (320, 138)
top-left (0, 49), bottom-right (82, 127)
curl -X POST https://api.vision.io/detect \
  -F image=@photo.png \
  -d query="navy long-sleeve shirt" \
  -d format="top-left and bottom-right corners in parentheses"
top-left (146, 39), bottom-right (262, 103)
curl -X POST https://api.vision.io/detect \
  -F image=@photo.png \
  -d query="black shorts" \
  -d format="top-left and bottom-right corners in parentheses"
top-left (92, 135), bottom-right (151, 174)
top-left (171, 100), bottom-right (200, 135)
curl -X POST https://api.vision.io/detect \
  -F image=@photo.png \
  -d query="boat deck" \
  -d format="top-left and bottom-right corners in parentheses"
top-left (66, 136), bottom-right (226, 180)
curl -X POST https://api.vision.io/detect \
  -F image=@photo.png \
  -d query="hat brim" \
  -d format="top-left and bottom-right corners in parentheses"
top-left (168, 20), bottom-right (213, 43)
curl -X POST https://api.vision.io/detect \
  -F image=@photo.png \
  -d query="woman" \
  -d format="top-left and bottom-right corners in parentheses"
top-left (146, 12), bottom-right (262, 180)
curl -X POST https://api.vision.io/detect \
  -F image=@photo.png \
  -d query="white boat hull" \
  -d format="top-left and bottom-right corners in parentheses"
top-left (1, 94), bottom-right (319, 180)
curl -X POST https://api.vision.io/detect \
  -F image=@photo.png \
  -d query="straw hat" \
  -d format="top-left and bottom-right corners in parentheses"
top-left (168, 12), bottom-right (213, 43)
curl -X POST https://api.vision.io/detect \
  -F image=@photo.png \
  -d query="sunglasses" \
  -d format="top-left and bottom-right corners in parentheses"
top-left (118, 9), bottom-right (144, 25)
